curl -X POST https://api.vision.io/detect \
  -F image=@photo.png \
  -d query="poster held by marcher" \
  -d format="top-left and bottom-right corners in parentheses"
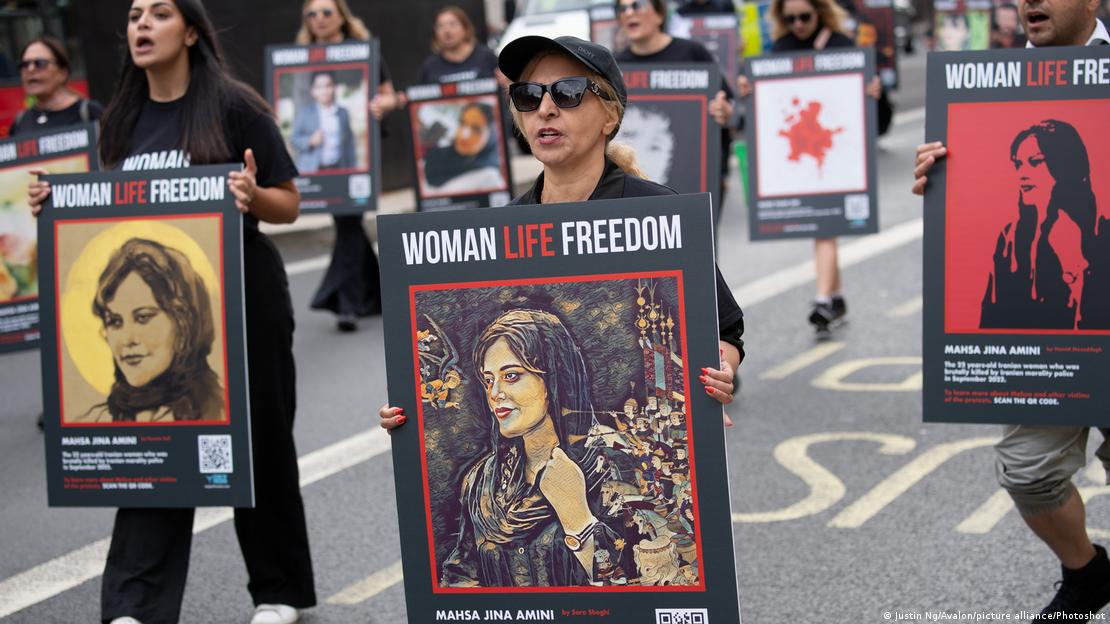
top-left (378, 194), bottom-right (743, 622)
top-left (406, 78), bottom-right (514, 211)
top-left (39, 165), bottom-right (253, 507)
top-left (934, 0), bottom-right (992, 51)
top-left (922, 46), bottom-right (1110, 427)
top-left (669, 13), bottom-right (743, 90)
top-left (743, 47), bottom-right (879, 240)
top-left (264, 40), bottom-right (379, 215)
top-left (616, 63), bottom-right (722, 209)
top-left (852, 0), bottom-right (899, 88)
top-left (0, 123), bottom-right (97, 354)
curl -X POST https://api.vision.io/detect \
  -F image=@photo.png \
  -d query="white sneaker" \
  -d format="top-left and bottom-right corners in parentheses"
top-left (250, 603), bottom-right (300, 624)
top-left (109, 618), bottom-right (143, 624)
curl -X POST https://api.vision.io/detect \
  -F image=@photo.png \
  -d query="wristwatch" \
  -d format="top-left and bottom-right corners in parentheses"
top-left (564, 521), bottom-right (599, 552)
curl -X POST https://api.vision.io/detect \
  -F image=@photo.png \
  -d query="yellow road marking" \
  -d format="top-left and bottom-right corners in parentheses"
top-left (759, 342), bottom-right (846, 381)
top-left (887, 295), bottom-right (923, 318)
top-left (812, 357), bottom-right (922, 392)
top-left (956, 489), bottom-right (1014, 535)
top-left (327, 559), bottom-right (404, 605)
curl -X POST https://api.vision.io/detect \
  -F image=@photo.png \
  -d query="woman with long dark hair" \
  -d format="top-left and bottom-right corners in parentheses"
top-left (84, 237), bottom-right (224, 423)
top-left (981, 119), bottom-right (1109, 330)
top-left (298, 0), bottom-right (401, 332)
top-left (30, 1), bottom-right (314, 622)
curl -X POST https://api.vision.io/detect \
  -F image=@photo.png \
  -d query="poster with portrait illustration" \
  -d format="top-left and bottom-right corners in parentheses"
top-left (0, 123), bottom-right (98, 354)
top-left (923, 46), bottom-right (1110, 426)
top-left (406, 79), bottom-right (513, 211)
top-left (743, 48), bottom-right (879, 240)
top-left (934, 0), bottom-right (992, 51)
top-left (852, 0), bottom-right (899, 87)
top-left (378, 194), bottom-right (742, 622)
top-left (38, 166), bottom-right (253, 507)
top-left (265, 41), bottom-right (379, 215)
top-left (669, 13), bottom-right (742, 89)
top-left (616, 63), bottom-right (721, 209)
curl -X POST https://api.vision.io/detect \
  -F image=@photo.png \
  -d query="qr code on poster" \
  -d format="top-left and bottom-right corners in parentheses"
top-left (656, 608), bottom-right (708, 624)
top-left (844, 194), bottom-right (870, 221)
top-left (198, 435), bottom-right (233, 473)
top-left (349, 174), bottom-right (371, 199)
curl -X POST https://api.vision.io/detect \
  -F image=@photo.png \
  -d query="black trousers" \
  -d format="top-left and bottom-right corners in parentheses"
top-left (101, 231), bottom-right (316, 623)
top-left (310, 214), bottom-right (381, 317)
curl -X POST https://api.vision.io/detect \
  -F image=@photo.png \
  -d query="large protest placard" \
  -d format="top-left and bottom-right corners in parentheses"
top-left (406, 78), bottom-right (513, 211)
top-left (853, 0), bottom-right (899, 87)
top-left (0, 123), bottom-right (97, 354)
top-left (616, 63), bottom-right (721, 208)
top-left (378, 194), bottom-right (742, 623)
top-left (265, 41), bottom-right (379, 214)
top-left (39, 165), bottom-right (253, 506)
top-left (923, 46), bottom-right (1110, 426)
top-left (670, 13), bottom-right (742, 90)
top-left (743, 48), bottom-right (879, 240)
top-left (934, 0), bottom-right (992, 51)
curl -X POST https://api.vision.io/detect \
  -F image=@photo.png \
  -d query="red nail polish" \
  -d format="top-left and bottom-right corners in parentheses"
top-left (705, 387), bottom-right (714, 395)
top-left (395, 408), bottom-right (404, 415)
top-left (397, 416), bottom-right (407, 425)
top-left (699, 375), bottom-right (708, 383)
top-left (700, 367), bottom-right (709, 374)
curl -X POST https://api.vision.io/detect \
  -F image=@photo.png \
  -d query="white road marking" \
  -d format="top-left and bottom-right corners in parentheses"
top-left (759, 342), bottom-right (846, 380)
top-left (285, 254), bottom-right (331, 276)
top-left (1080, 486), bottom-right (1110, 541)
top-left (327, 559), bottom-right (404, 605)
top-left (887, 295), bottom-right (923, 318)
top-left (732, 218), bottom-right (923, 308)
top-left (956, 489), bottom-right (1014, 535)
top-left (0, 429), bottom-right (391, 620)
top-left (732, 432), bottom-right (916, 523)
top-left (828, 437), bottom-right (999, 529)
top-left (811, 356), bottom-right (923, 392)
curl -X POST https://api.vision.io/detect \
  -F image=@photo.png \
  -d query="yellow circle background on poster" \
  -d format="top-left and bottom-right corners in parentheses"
top-left (59, 219), bottom-right (221, 399)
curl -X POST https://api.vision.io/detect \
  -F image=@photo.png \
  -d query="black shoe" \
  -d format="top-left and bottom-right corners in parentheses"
top-left (808, 301), bottom-right (842, 332)
top-left (831, 295), bottom-right (847, 317)
top-left (1041, 544), bottom-right (1110, 621)
top-left (336, 314), bottom-right (358, 332)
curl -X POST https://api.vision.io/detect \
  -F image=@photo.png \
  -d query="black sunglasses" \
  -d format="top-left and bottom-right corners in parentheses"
top-left (304, 8), bottom-right (334, 19)
top-left (509, 77), bottom-right (611, 112)
top-left (19, 58), bottom-right (54, 71)
top-left (783, 11), bottom-right (814, 24)
top-left (616, 0), bottom-right (648, 13)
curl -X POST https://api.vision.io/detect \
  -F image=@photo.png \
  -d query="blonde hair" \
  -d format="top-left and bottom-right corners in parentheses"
top-left (770, 0), bottom-right (851, 40)
top-left (509, 51), bottom-right (648, 180)
top-left (295, 0), bottom-right (372, 44)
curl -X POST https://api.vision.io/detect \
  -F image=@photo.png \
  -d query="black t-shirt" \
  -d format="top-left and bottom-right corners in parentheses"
top-left (119, 88), bottom-right (299, 230)
top-left (676, 0), bottom-right (737, 15)
top-left (418, 44), bottom-right (499, 84)
top-left (771, 30), bottom-right (855, 52)
top-left (615, 37), bottom-right (734, 99)
top-left (8, 97), bottom-right (104, 136)
top-left (510, 159), bottom-right (746, 350)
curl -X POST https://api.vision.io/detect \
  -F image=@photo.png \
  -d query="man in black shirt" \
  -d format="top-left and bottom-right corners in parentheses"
top-left (418, 6), bottom-right (501, 84)
top-left (914, 3), bottom-right (1110, 620)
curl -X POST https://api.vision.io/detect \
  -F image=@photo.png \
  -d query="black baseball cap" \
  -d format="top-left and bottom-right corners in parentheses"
top-left (498, 35), bottom-right (627, 106)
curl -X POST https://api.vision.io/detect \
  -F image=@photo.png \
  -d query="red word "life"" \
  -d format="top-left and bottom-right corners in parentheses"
top-left (1027, 60), bottom-right (1068, 86)
top-left (114, 180), bottom-right (148, 205)
top-left (503, 223), bottom-right (555, 258)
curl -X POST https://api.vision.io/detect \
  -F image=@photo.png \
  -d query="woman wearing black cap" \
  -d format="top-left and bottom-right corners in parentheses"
top-left (380, 35), bottom-right (743, 428)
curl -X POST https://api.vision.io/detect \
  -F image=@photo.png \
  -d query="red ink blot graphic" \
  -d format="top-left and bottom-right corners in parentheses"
top-left (778, 98), bottom-right (842, 172)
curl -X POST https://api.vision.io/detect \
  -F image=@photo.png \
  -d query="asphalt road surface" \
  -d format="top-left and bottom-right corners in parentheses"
top-left (3, 50), bottom-right (1107, 624)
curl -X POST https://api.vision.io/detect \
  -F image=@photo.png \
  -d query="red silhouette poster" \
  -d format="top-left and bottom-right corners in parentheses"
top-left (923, 46), bottom-right (1110, 426)
top-left (743, 48), bottom-right (879, 240)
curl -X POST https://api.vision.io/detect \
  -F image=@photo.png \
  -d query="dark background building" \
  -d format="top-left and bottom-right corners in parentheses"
top-left (3, 0), bottom-right (489, 191)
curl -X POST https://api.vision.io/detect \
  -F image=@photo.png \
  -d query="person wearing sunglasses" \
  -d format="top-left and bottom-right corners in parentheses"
top-left (675, 0), bottom-right (737, 16)
top-left (9, 36), bottom-right (103, 136)
top-left (379, 36), bottom-right (745, 436)
top-left (614, 0), bottom-right (735, 222)
top-left (295, 0), bottom-right (396, 332)
top-left (735, 0), bottom-right (881, 334)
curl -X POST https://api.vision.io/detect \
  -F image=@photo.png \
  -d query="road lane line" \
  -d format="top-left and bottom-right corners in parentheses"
top-left (894, 107), bottom-right (926, 125)
top-left (759, 342), bottom-right (846, 380)
top-left (286, 254), bottom-right (331, 276)
top-left (811, 357), bottom-right (922, 392)
top-left (327, 559), bottom-right (404, 605)
top-left (827, 437), bottom-right (999, 529)
top-left (732, 432), bottom-right (915, 523)
top-left (887, 295), bottom-right (923, 318)
top-left (0, 428), bottom-right (392, 619)
top-left (956, 489), bottom-right (1014, 534)
top-left (732, 217), bottom-right (923, 308)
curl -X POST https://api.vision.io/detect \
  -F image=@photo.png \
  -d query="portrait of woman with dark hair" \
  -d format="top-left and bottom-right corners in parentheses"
top-left (80, 237), bottom-right (224, 423)
top-left (439, 308), bottom-right (628, 587)
top-left (419, 100), bottom-right (506, 196)
top-left (981, 119), bottom-right (1110, 331)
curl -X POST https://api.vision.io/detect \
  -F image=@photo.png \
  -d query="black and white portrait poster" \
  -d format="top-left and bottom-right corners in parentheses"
top-left (669, 13), bottom-right (743, 90)
top-left (0, 123), bottom-right (98, 354)
top-left (852, 0), bottom-right (899, 87)
top-left (265, 41), bottom-right (379, 214)
top-left (616, 63), bottom-right (721, 209)
top-left (378, 194), bottom-right (742, 623)
top-left (406, 79), bottom-right (513, 211)
top-left (38, 166), bottom-right (253, 507)
top-left (923, 46), bottom-right (1110, 426)
top-left (743, 48), bottom-right (879, 240)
